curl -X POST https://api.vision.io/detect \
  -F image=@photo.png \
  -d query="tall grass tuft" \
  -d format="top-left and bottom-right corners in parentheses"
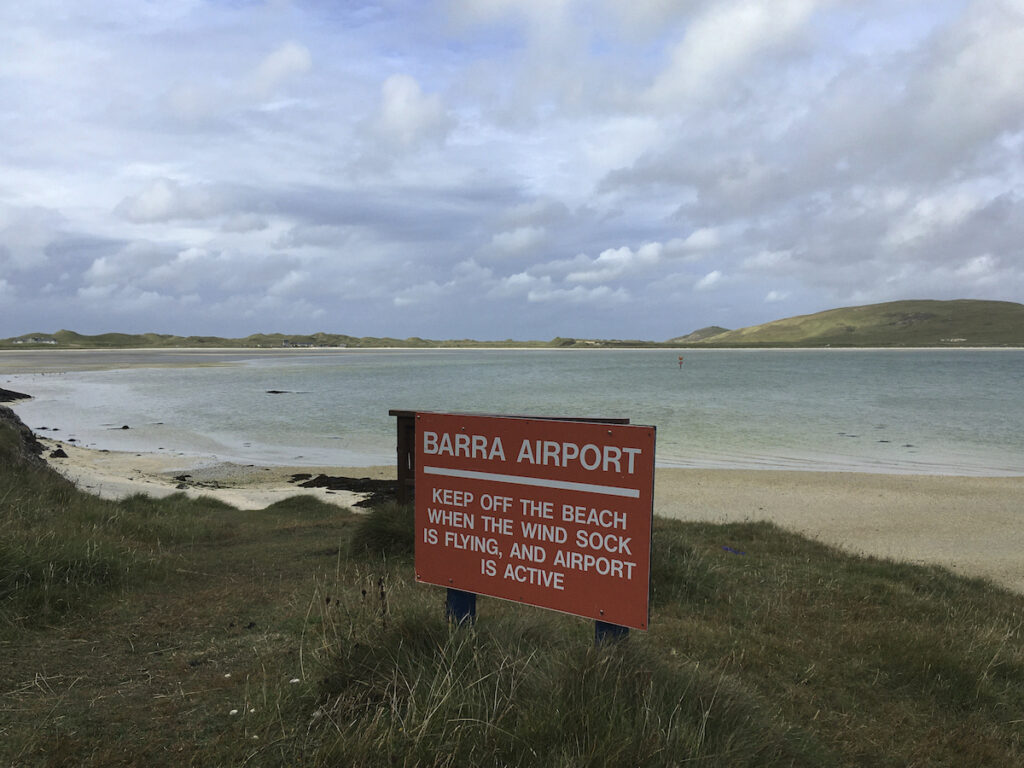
top-left (291, 565), bottom-right (824, 768)
top-left (350, 501), bottom-right (415, 559)
top-left (1, 418), bottom-right (135, 626)
top-left (649, 524), bottom-right (721, 607)
top-left (1, 414), bottom-right (236, 628)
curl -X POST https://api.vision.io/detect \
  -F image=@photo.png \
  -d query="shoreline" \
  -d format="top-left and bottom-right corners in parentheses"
top-left (35, 436), bottom-right (1024, 595)
top-left (37, 437), bottom-right (385, 511)
top-left (3, 344), bottom-right (1022, 372)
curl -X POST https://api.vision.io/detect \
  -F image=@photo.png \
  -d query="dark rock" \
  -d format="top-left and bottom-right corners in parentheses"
top-left (0, 387), bottom-right (31, 403)
top-left (296, 474), bottom-right (398, 508)
top-left (0, 405), bottom-right (46, 465)
top-left (49, 448), bottom-right (69, 459)
top-left (266, 390), bottom-right (292, 394)
top-left (121, 425), bottom-right (130, 430)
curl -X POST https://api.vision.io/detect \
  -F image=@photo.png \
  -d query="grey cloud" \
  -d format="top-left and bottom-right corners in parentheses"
top-left (0, 206), bottom-right (68, 271)
top-left (221, 213), bottom-right (269, 233)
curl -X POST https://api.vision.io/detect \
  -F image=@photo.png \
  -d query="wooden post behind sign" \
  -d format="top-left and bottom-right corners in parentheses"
top-left (389, 410), bottom-right (416, 505)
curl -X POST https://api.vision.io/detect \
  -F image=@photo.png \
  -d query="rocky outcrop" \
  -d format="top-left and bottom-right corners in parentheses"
top-left (0, 405), bottom-right (46, 466)
top-left (289, 473), bottom-right (397, 508)
top-left (0, 387), bottom-right (32, 403)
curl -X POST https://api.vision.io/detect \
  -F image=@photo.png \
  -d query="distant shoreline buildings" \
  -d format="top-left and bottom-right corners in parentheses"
top-left (11, 336), bottom-right (57, 345)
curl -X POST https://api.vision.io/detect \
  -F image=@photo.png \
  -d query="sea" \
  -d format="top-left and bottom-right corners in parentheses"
top-left (4, 348), bottom-right (1023, 476)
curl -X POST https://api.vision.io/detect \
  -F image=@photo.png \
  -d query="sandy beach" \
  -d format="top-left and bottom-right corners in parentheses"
top-left (35, 437), bottom-right (383, 511)
top-left (33, 435), bottom-right (1024, 595)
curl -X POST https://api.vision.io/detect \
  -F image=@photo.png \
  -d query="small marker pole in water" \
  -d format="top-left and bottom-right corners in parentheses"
top-left (678, 355), bottom-right (684, 369)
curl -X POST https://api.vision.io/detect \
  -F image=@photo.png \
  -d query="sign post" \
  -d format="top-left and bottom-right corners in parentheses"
top-left (414, 412), bottom-right (655, 632)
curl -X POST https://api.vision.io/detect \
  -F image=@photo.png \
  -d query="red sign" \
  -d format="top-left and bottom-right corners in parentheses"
top-left (414, 412), bottom-right (655, 630)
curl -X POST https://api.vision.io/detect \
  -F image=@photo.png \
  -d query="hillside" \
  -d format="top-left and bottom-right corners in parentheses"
top-left (668, 325), bottom-right (731, 343)
top-left (689, 299), bottom-right (1024, 347)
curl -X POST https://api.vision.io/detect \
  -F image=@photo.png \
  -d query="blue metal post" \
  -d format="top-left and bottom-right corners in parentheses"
top-left (595, 620), bottom-right (629, 645)
top-left (446, 588), bottom-right (477, 625)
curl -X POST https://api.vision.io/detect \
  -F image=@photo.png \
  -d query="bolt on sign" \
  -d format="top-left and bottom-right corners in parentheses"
top-left (414, 412), bottom-right (655, 630)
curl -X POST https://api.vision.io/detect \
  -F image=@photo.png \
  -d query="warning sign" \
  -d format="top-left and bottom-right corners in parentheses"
top-left (414, 412), bottom-right (655, 630)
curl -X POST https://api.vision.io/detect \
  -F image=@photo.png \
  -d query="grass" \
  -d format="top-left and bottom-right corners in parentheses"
top-left (2, 414), bottom-right (1023, 765)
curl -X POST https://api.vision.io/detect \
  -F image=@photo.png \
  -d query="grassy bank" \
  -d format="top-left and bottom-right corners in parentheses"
top-left (2, 413), bottom-right (1023, 766)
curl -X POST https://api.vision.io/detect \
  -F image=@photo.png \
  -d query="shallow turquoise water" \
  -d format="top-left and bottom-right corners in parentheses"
top-left (6, 348), bottom-right (1024, 475)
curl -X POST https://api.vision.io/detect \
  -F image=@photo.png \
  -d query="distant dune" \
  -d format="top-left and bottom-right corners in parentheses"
top-left (3, 299), bottom-right (1022, 349)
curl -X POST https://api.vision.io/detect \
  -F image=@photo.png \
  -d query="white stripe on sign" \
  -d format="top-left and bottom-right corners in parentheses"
top-left (422, 466), bottom-right (642, 498)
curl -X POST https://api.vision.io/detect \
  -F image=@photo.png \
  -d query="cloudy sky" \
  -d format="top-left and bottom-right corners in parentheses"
top-left (2, 0), bottom-right (1022, 341)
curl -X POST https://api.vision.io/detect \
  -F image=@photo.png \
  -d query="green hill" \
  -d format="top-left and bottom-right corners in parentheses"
top-left (668, 326), bottom-right (731, 343)
top-left (690, 299), bottom-right (1024, 347)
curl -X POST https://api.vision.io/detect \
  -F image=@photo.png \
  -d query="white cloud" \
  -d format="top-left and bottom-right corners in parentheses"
top-left (884, 189), bottom-right (981, 247)
top-left (116, 180), bottom-right (222, 223)
top-left (694, 270), bottom-right (724, 290)
top-left (955, 254), bottom-right (999, 283)
top-left (645, 0), bottom-right (821, 107)
top-left (453, 258), bottom-right (494, 282)
top-left (491, 225), bottom-right (546, 254)
top-left (764, 289), bottom-right (789, 303)
top-left (489, 271), bottom-right (549, 298)
top-left (566, 242), bottom-right (663, 283)
top-left (246, 42), bottom-right (312, 98)
top-left (268, 269), bottom-right (310, 296)
top-left (528, 284), bottom-right (630, 304)
top-left (375, 74), bottom-right (451, 148)
top-left (674, 227), bottom-right (721, 252)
